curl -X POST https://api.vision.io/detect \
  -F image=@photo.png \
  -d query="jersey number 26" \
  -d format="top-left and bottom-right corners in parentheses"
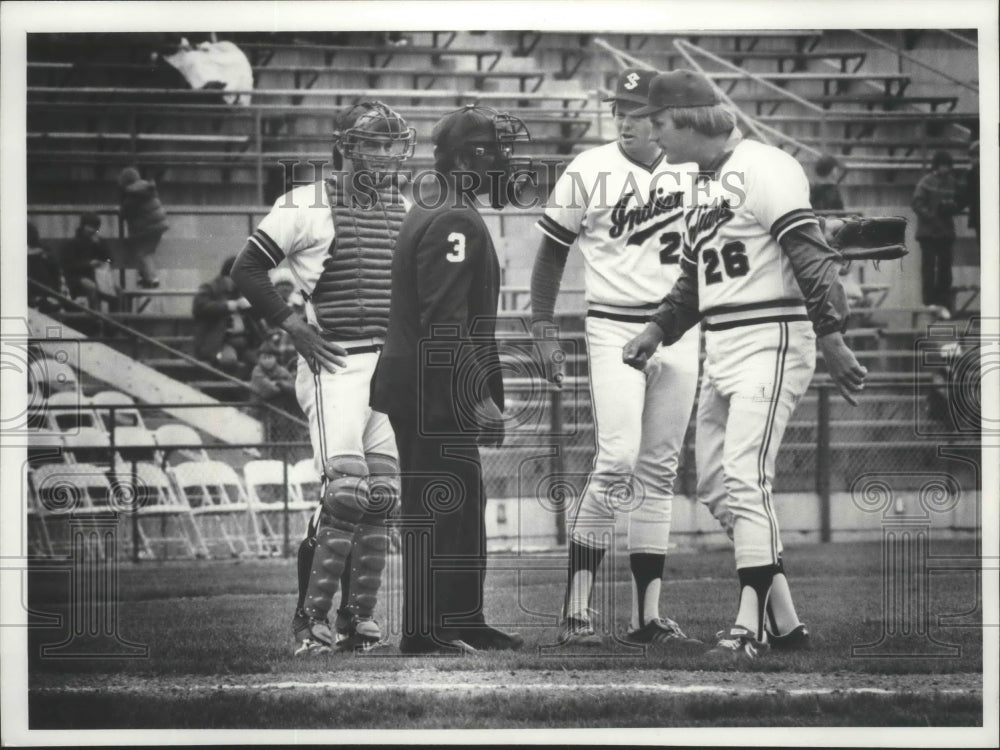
top-left (703, 241), bottom-right (749, 285)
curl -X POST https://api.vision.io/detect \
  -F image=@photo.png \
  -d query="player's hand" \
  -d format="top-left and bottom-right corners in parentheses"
top-left (818, 331), bottom-right (867, 406)
top-left (472, 397), bottom-right (505, 448)
top-left (281, 316), bottom-right (347, 374)
top-left (622, 322), bottom-right (665, 371)
top-left (531, 320), bottom-right (565, 388)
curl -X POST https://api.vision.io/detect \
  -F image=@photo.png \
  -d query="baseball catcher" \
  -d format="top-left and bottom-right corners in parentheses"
top-left (232, 100), bottom-right (415, 655)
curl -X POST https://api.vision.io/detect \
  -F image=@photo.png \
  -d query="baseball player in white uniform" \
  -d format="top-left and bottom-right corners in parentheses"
top-left (624, 70), bottom-right (866, 659)
top-left (232, 101), bottom-right (415, 655)
top-left (531, 68), bottom-right (703, 648)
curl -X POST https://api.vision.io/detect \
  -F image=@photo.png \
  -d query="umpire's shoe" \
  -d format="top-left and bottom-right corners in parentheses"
top-left (557, 612), bottom-right (602, 647)
top-left (766, 623), bottom-right (811, 651)
top-left (707, 625), bottom-right (769, 661)
top-left (336, 616), bottom-right (388, 654)
top-left (623, 617), bottom-right (703, 650)
top-left (293, 608), bottom-right (333, 656)
top-left (459, 624), bottom-right (524, 651)
top-left (399, 634), bottom-right (478, 655)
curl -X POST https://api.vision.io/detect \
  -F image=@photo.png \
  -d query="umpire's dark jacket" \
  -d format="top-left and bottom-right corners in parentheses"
top-left (371, 190), bottom-right (504, 431)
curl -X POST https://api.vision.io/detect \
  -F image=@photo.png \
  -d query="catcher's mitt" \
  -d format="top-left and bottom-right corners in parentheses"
top-left (826, 215), bottom-right (909, 263)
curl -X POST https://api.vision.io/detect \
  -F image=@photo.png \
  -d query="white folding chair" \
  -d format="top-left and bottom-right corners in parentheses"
top-left (112, 460), bottom-right (208, 559)
top-left (62, 427), bottom-right (112, 466)
top-left (30, 463), bottom-right (115, 557)
top-left (44, 392), bottom-right (104, 435)
top-left (27, 429), bottom-right (67, 466)
top-left (112, 424), bottom-right (159, 463)
top-left (243, 459), bottom-right (312, 546)
top-left (290, 458), bottom-right (322, 505)
top-left (25, 465), bottom-right (54, 557)
top-left (169, 460), bottom-right (265, 558)
top-left (154, 423), bottom-right (210, 465)
top-left (91, 390), bottom-right (148, 432)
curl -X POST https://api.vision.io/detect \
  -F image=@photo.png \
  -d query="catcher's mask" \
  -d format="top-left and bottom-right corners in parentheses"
top-left (432, 104), bottom-right (533, 206)
top-left (333, 100), bottom-right (416, 173)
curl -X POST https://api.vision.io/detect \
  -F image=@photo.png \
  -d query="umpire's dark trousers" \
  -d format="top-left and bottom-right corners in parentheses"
top-left (390, 416), bottom-right (487, 643)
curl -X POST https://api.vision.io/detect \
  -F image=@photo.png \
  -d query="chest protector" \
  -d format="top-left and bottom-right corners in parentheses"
top-left (310, 179), bottom-right (405, 338)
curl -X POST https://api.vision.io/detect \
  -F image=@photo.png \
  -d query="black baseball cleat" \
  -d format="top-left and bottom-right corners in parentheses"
top-left (707, 625), bottom-right (769, 661)
top-left (623, 617), bottom-right (704, 650)
top-left (458, 624), bottom-right (524, 651)
top-left (766, 623), bottom-right (811, 651)
top-left (399, 634), bottom-right (478, 655)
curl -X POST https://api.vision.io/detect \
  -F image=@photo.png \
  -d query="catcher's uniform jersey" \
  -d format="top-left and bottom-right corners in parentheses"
top-left (537, 142), bottom-right (696, 307)
top-left (248, 179), bottom-right (408, 338)
top-left (249, 181), bottom-right (340, 320)
top-left (682, 139), bottom-right (819, 330)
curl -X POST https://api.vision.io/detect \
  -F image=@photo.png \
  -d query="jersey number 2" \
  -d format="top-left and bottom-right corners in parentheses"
top-left (446, 232), bottom-right (466, 263)
top-left (703, 241), bottom-right (749, 285)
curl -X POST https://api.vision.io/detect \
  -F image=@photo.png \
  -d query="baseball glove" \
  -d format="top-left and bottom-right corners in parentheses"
top-left (825, 215), bottom-right (909, 263)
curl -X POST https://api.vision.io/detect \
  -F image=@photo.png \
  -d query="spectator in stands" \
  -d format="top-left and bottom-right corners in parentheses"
top-left (27, 221), bottom-right (67, 315)
top-left (119, 167), bottom-right (169, 290)
top-left (912, 151), bottom-right (962, 319)
top-left (250, 340), bottom-right (302, 456)
top-left (809, 154), bottom-right (845, 212)
top-left (192, 255), bottom-right (263, 378)
top-left (60, 212), bottom-right (118, 311)
top-left (963, 141), bottom-right (980, 251)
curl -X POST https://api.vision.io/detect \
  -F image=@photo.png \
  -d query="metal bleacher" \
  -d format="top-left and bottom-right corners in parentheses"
top-left (23, 30), bottom-right (982, 552)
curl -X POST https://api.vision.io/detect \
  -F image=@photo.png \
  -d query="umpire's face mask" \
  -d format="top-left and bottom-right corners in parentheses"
top-left (472, 146), bottom-right (534, 210)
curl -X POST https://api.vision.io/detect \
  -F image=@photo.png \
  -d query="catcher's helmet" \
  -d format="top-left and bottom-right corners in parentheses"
top-left (333, 100), bottom-right (416, 171)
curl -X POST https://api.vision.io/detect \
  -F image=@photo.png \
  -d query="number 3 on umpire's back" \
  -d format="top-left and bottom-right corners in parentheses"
top-left (447, 232), bottom-right (466, 263)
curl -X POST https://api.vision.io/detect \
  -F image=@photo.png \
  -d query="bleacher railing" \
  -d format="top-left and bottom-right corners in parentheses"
top-left (26, 366), bottom-right (976, 562)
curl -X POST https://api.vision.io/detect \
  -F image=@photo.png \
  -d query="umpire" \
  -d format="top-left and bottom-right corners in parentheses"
top-left (372, 105), bottom-right (530, 654)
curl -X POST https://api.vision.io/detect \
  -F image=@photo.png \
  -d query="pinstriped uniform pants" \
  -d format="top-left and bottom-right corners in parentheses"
top-left (696, 320), bottom-right (816, 569)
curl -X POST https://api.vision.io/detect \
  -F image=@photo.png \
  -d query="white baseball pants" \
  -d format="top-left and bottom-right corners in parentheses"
top-left (294, 342), bottom-right (398, 478)
top-left (696, 320), bottom-right (815, 569)
top-left (569, 314), bottom-right (700, 554)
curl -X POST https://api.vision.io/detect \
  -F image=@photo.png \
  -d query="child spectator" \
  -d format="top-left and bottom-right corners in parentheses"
top-left (119, 166), bottom-right (169, 289)
top-left (250, 340), bottom-right (299, 444)
top-left (250, 341), bottom-right (296, 404)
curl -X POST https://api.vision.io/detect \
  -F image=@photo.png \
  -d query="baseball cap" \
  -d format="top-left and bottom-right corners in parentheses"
top-left (631, 69), bottom-right (721, 116)
top-left (602, 67), bottom-right (656, 105)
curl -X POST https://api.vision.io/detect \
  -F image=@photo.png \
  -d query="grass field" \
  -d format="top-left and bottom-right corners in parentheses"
top-left (25, 537), bottom-right (986, 730)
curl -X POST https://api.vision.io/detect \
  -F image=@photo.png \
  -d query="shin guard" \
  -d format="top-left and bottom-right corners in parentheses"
top-left (302, 455), bottom-right (369, 621)
top-left (344, 454), bottom-right (398, 619)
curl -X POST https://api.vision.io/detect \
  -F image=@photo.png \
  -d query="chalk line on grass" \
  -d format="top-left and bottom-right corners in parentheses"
top-left (30, 670), bottom-right (982, 699)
